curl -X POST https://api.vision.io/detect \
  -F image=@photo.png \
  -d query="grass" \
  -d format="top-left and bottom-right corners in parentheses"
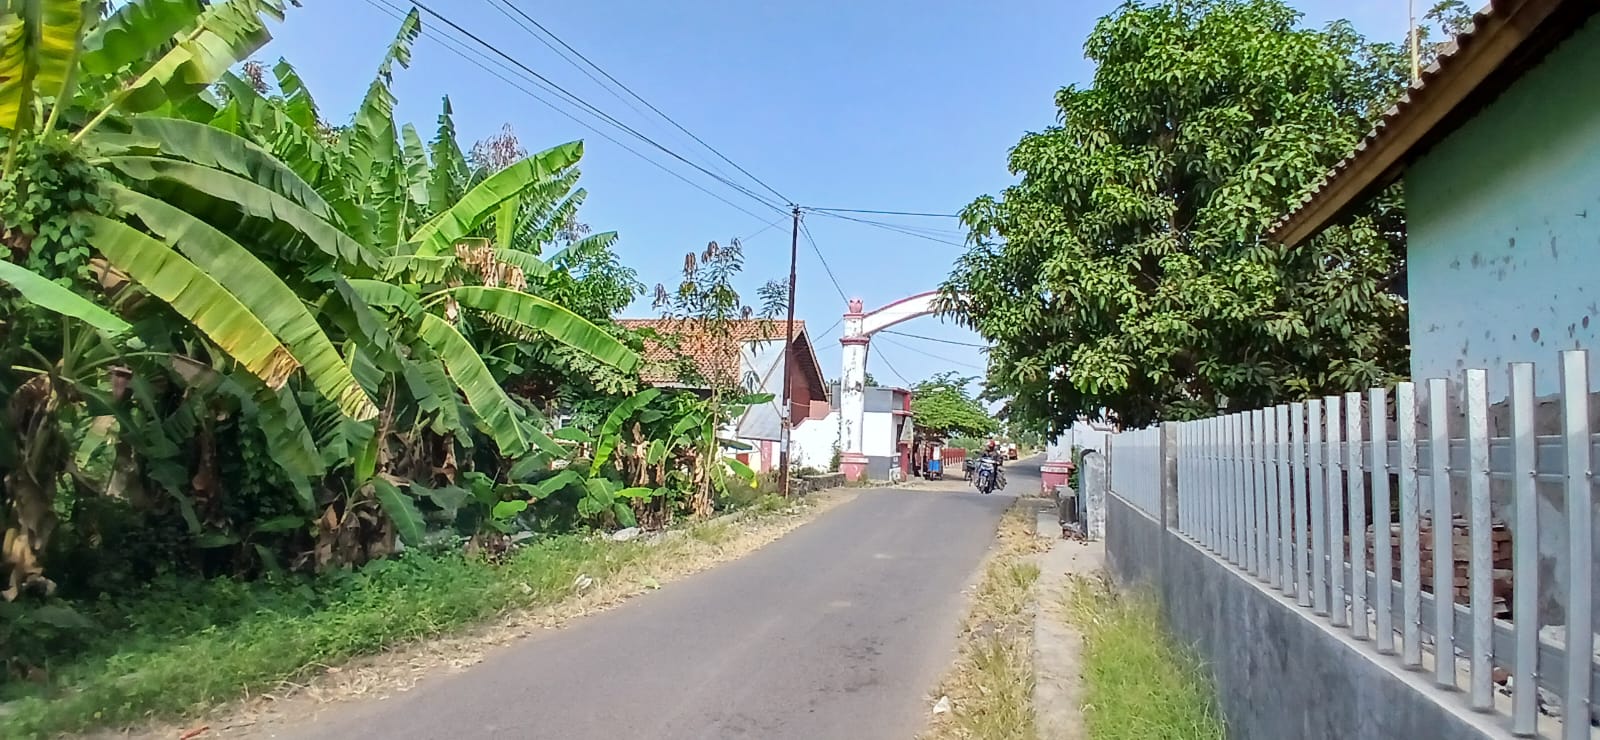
top-left (0, 495), bottom-right (836, 739)
top-left (923, 501), bottom-right (1044, 740)
top-left (1063, 577), bottom-right (1227, 740)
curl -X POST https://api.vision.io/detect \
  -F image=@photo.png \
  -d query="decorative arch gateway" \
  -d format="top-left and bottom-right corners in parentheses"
top-left (837, 291), bottom-right (950, 481)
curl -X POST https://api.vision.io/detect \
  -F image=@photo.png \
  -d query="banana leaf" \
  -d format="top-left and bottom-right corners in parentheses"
top-left (347, 278), bottom-right (423, 319)
top-left (0, 260), bottom-right (130, 335)
top-left (115, 0), bottom-right (286, 115)
top-left (270, 57), bottom-right (320, 131)
top-left (0, 0), bottom-right (85, 132)
top-left (411, 140), bottom-right (583, 257)
top-left (342, 8), bottom-right (417, 187)
top-left (104, 154), bottom-right (377, 270)
top-left (113, 186), bottom-right (378, 420)
top-left (433, 285), bottom-right (637, 372)
top-left (416, 312), bottom-right (529, 457)
top-left (590, 388), bottom-right (660, 476)
top-left (490, 248), bottom-right (552, 281)
top-left (82, 214), bottom-right (301, 390)
top-left (80, 0), bottom-right (202, 77)
top-left (372, 478), bottom-right (425, 546)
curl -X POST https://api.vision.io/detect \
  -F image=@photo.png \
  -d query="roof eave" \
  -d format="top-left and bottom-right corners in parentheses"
top-left (1268, 0), bottom-right (1587, 247)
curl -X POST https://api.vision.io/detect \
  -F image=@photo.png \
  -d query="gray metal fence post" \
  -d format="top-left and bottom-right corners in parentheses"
top-left (1161, 423), bottom-right (1180, 531)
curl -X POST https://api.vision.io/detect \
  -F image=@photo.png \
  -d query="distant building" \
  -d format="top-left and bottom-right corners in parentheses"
top-left (617, 319), bottom-right (830, 474)
top-left (791, 382), bottom-right (914, 481)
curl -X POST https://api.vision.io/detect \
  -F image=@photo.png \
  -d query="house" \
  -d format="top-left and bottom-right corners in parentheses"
top-left (790, 382), bottom-right (914, 481)
top-left (1269, 0), bottom-right (1600, 397)
top-left (617, 318), bottom-right (831, 474)
top-left (1267, 0), bottom-right (1600, 626)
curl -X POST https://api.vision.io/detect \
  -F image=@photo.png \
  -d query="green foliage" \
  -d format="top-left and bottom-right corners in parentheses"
top-left (0, 2), bottom-right (687, 682)
top-left (911, 371), bottom-right (999, 438)
top-left (1066, 578), bottom-right (1227, 739)
top-left (0, 138), bottom-right (107, 288)
top-left (942, 0), bottom-right (1411, 431)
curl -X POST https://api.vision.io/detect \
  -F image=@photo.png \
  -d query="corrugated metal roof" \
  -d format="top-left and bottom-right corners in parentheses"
top-left (1268, 0), bottom-right (1594, 247)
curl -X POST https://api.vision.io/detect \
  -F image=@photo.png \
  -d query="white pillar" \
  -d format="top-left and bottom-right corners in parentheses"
top-left (839, 299), bottom-right (870, 480)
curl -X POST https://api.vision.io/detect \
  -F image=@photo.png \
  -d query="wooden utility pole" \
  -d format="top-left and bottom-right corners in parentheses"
top-left (778, 205), bottom-right (800, 497)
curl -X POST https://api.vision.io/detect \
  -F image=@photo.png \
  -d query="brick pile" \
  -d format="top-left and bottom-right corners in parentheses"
top-left (1364, 514), bottom-right (1513, 618)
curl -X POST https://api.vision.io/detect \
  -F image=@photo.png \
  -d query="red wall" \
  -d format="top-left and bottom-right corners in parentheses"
top-left (786, 353), bottom-right (826, 423)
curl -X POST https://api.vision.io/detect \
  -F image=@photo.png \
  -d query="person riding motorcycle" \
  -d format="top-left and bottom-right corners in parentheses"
top-left (979, 442), bottom-right (1008, 491)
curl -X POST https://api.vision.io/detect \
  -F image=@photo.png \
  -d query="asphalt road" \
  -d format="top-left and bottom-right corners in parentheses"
top-left (266, 457), bottom-right (1040, 740)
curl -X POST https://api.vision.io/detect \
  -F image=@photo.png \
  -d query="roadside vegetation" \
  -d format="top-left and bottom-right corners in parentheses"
top-left (0, 2), bottom-right (792, 734)
top-left (923, 502), bottom-right (1044, 740)
top-left (1064, 577), bottom-right (1227, 740)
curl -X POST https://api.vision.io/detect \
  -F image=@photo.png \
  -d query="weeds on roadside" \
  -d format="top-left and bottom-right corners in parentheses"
top-left (1063, 577), bottom-right (1227, 740)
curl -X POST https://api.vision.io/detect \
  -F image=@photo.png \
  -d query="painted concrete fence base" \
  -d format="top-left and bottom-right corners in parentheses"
top-left (1105, 494), bottom-right (1507, 740)
top-left (839, 452), bottom-right (869, 483)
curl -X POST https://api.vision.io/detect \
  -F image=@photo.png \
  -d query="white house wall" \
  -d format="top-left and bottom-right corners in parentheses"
top-left (790, 410), bottom-right (841, 470)
top-left (862, 412), bottom-right (895, 458)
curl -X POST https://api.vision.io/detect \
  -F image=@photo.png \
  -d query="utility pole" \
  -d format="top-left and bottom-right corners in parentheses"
top-left (1409, 0), bottom-right (1421, 84)
top-left (778, 205), bottom-right (801, 497)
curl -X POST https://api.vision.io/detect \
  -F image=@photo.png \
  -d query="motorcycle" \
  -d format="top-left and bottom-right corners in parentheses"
top-left (974, 457), bottom-right (999, 495)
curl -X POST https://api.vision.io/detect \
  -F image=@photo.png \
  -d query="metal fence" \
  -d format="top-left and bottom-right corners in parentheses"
top-left (1108, 426), bottom-right (1163, 518)
top-left (1110, 349), bottom-right (1598, 740)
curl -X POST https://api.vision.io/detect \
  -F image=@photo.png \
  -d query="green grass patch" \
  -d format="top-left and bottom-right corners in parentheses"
top-left (1065, 578), bottom-right (1227, 740)
top-left (0, 506), bottom-right (797, 739)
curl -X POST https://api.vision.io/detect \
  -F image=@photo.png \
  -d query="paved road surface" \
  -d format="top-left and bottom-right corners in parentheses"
top-left (260, 457), bottom-right (1041, 740)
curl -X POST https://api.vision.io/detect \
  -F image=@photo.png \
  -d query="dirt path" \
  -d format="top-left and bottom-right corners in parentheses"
top-left (1031, 503), bottom-right (1102, 740)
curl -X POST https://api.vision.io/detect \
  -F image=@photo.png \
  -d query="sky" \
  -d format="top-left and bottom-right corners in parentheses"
top-left (262, 0), bottom-right (1412, 393)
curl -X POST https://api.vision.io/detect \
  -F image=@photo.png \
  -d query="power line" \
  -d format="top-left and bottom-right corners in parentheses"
top-left (808, 207), bottom-right (960, 218)
top-left (876, 335), bottom-right (988, 372)
top-left (404, 0), bottom-right (788, 215)
top-left (485, 0), bottom-right (793, 207)
top-left (362, 0), bottom-right (778, 225)
top-left (735, 216), bottom-right (789, 243)
top-left (874, 349), bottom-right (912, 386)
top-left (807, 210), bottom-right (969, 248)
top-left (812, 317), bottom-right (843, 342)
top-left (799, 218), bottom-right (849, 303)
top-left (880, 329), bottom-right (988, 349)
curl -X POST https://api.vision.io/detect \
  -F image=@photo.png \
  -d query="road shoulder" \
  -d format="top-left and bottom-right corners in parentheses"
top-left (1032, 504), bottom-right (1100, 740)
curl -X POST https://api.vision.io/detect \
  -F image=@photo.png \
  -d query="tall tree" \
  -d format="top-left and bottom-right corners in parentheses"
top-left (910, 372), bottom-right (998, 439)
top-left (942, 0), bottom-right (1413, 432)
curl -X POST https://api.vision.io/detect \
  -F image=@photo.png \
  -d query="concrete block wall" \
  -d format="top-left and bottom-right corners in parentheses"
top-left (1105, 494), bottom-right (1510, 740)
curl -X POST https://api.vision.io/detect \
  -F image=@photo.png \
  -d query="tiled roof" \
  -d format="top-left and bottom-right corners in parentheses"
top-left (617, 318), bottom-right (821, 389)
top-left (1268, 0), bottom-right (1594, 247)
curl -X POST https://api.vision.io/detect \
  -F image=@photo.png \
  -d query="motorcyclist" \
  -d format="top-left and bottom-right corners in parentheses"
top-left (980, 441), bottom-right (1008, 490)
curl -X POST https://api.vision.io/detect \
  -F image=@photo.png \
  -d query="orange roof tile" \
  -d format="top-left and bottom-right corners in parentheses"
top-left (617, 318), bottom-right (823, 389)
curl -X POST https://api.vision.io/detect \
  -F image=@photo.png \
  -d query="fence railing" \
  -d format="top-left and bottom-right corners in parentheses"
top-left (1110, 349), bottom-right (1597, 740)
top-left (1108, 426), bottom-right (1162, 518)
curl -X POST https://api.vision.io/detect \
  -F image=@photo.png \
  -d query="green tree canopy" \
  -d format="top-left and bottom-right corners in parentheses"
top-left (911, 372), bottom-right (999, 439)
top-left (941, 0), bottom-right (1416, 432)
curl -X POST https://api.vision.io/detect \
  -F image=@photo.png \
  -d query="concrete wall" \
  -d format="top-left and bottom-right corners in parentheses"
top-left (790, 410), bottom-right (841, 471)
top-left (862, 411), bottom-right (895, 458)
top-left (1407, 14), bottom-right (1600, 398)
top-left (1105, 495), bottom-right (1509, 740)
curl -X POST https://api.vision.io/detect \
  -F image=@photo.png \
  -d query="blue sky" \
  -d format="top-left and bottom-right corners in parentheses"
top-left (263, 0), bottom-right (1409, 391)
